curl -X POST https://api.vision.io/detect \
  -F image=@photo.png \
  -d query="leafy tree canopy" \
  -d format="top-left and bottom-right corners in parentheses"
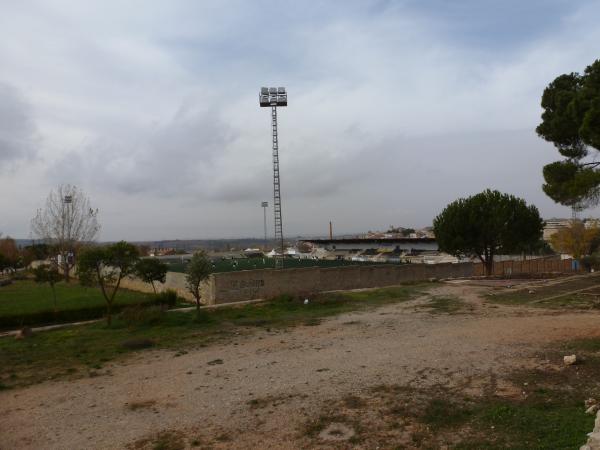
top-left (537, 59), bottom-right (600, 208)
top-left (0, 236), bottom-right (21, 270)
top-left (77, 241), bottom-right (140, 324)
top-left (549, 220), bottom-right (600, 259)
top-left (32, 263), bottom-right (62, 311)
top-left (135, 258), bottom-right (168, 294)
top-left (433, 190), bottom-right (544, 275)
top-left (185, 251), bottom-right (212, 312)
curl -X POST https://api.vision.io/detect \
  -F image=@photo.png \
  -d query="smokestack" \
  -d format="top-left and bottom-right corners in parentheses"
top-left (329, 221), bottom-right (333, 239)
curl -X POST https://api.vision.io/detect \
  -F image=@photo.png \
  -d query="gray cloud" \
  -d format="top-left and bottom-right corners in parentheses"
top-left (0, 82), bottom-right (37, 164)
top-left (49, 104), bottom-right (236, 196)
top-left (1, 1), bottom-right (600, 239)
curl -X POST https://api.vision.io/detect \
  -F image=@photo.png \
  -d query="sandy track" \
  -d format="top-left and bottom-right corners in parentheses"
top-left (2, 284), bottom-right (600, 449)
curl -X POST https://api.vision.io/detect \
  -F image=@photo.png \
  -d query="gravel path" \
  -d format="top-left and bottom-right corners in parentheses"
top-left (2, 284), bottom-right (600, 449)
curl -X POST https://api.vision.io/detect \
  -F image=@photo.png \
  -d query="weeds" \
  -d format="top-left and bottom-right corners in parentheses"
top-left (423, 295), bottom-right (466, 314)
top-left (0, 283), bottom-right (430, 388)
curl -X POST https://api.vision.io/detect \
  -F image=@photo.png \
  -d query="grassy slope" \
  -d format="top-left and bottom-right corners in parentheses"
top-left (0, 280), bottom-right (181, 330)
top-left (0, 280), bottom-right (153, 317)
top-left (0, 284), bottom-right (431, 389)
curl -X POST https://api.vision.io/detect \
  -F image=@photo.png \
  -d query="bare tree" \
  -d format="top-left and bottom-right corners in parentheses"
top-left (31, 184), bottom-right (100, 281)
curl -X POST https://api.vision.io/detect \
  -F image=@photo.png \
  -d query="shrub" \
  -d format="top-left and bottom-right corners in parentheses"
top-left (581, 253), bottom-right (600, 271)
top-left (0, 296), bottom-right (173, 330)
top-left (121, 338), bottom-right (156, 350)
top-left (119, 305), bottom-right (165, 327)
top-left (11, 272), bottom-right (29, 281)
top-left (154, 289), bottom-right (179, 307)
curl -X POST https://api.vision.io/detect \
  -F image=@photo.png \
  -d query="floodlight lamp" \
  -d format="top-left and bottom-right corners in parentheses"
top-left (259, 86), bottom-right (287, 107)
top-left (262, 201), bottom-right (268, 207)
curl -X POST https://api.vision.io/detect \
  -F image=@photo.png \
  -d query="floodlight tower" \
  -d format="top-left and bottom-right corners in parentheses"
top-left (259, 87), bottom-right (287, 269)
top-left (261, 201), bottom-right (268, 250)
top-left (63, 195), bottom-right (73, 267)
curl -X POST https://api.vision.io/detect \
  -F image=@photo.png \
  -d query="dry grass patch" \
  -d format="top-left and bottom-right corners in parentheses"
top-left (126, 399), bottom-right (157, 411)
top-left (301, 337), bottom-right (600, 450)
top-left (129, 430), bottom-right (186, 450)
top-left (247, 394), bottom-right (290, 410)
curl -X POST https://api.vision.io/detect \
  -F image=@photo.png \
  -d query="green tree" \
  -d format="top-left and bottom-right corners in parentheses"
top-left (433, 190), bottom-right (544, 276)
top-left (0, 253), bottom-right (9, 273)
top-left (22, 243), bottom-right (53, 266)
top-left (135, 258), bottom-right (168, 294)
top-left (31, 264), bottom-right (62, 312)
top-left (0, 236), bottom-right (21, 272)
top-left (77, 241), bottom-right (140, 325)
top-left (537, 59), bottom-right (600, 209)
top-left (401, 228), bottom-right (416, 237)
top-left (185, 251), bottom-right (212, 313)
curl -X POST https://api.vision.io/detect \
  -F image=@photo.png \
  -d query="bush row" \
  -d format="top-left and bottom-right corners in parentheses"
top-left (0, 289), bottom-right (182, 330)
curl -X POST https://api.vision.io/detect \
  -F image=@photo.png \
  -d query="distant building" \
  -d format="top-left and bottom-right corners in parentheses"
top-left (297, 238), bottom-right (450, 263)
top-left (543, 218), bottom-right (571, 241)
top-left (543, 217), bottom-right (600, 241)
top-left (584, 218), bottom-right (600, 229)
top-left (243, 248), bottom-right (264, 258)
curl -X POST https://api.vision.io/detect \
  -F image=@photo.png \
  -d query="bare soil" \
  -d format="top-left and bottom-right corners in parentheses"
top-left (2, 282), bottom-right (600, 449)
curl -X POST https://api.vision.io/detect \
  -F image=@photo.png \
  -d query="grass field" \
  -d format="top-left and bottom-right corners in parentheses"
top-left (0, 284), bottom-right (431, 389)
top-left (163, 257), bottom-right (398, 273)
top-left (0, 280), bottom-right (165, 329)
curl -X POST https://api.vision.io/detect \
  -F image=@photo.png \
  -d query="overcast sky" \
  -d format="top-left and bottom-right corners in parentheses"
top-left (1, 0), bottom-right (599, 241)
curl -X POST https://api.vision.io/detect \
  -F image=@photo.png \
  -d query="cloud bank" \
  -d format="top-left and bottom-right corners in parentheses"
top-left (1, 0), bottom-right (599, 239)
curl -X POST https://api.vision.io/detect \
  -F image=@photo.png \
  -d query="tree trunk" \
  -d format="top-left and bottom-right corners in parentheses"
top-left (151, 281), bottom-right (157, 295)
top-left (106, 301), bottom-right (112, 326)
top-left (485, 258), bottom-right (494, 276)
top-left (51, 284), bottom-right (57, 312)
top-left (62, 257), bottom-right (71, 282)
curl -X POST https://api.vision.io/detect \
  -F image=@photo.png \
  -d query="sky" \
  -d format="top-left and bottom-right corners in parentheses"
top-left (1, 0), bottom-right (600, 241)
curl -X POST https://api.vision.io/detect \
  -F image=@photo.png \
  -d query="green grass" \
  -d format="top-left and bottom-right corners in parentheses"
top-left (435, 338), bottom-right (600, 449)
top-left (0, 280), bottom-right (166, 329)
top-left (421, 295), bottom-right (469, 314)
top-left (0, 283), bottom-right (430, 388)
top-left (457, 403), bottom-right (592, 449)
top-left (164, 256), bottom-right (401, 274)
top-left (419, 394), bottom-right (593, 449)
top-left (458, 339), bottom-right (600, 449)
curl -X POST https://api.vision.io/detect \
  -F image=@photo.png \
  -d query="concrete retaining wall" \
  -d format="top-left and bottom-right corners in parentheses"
top-left (120, 258), bottom-right (577, 305)
top-left (119, 271), bottom-right (213, 303)
top-left (209, 262), bottom-right (475, 304)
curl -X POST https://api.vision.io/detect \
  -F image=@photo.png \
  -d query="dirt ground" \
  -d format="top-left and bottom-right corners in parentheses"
top-left (2, 281), bottom-right (600, 449)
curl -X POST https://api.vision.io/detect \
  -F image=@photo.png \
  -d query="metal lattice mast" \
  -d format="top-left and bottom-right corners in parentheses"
top-left (271, 106), bottom-right (284, 268)
top-left (260, 86), bottom-right (287, 269)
